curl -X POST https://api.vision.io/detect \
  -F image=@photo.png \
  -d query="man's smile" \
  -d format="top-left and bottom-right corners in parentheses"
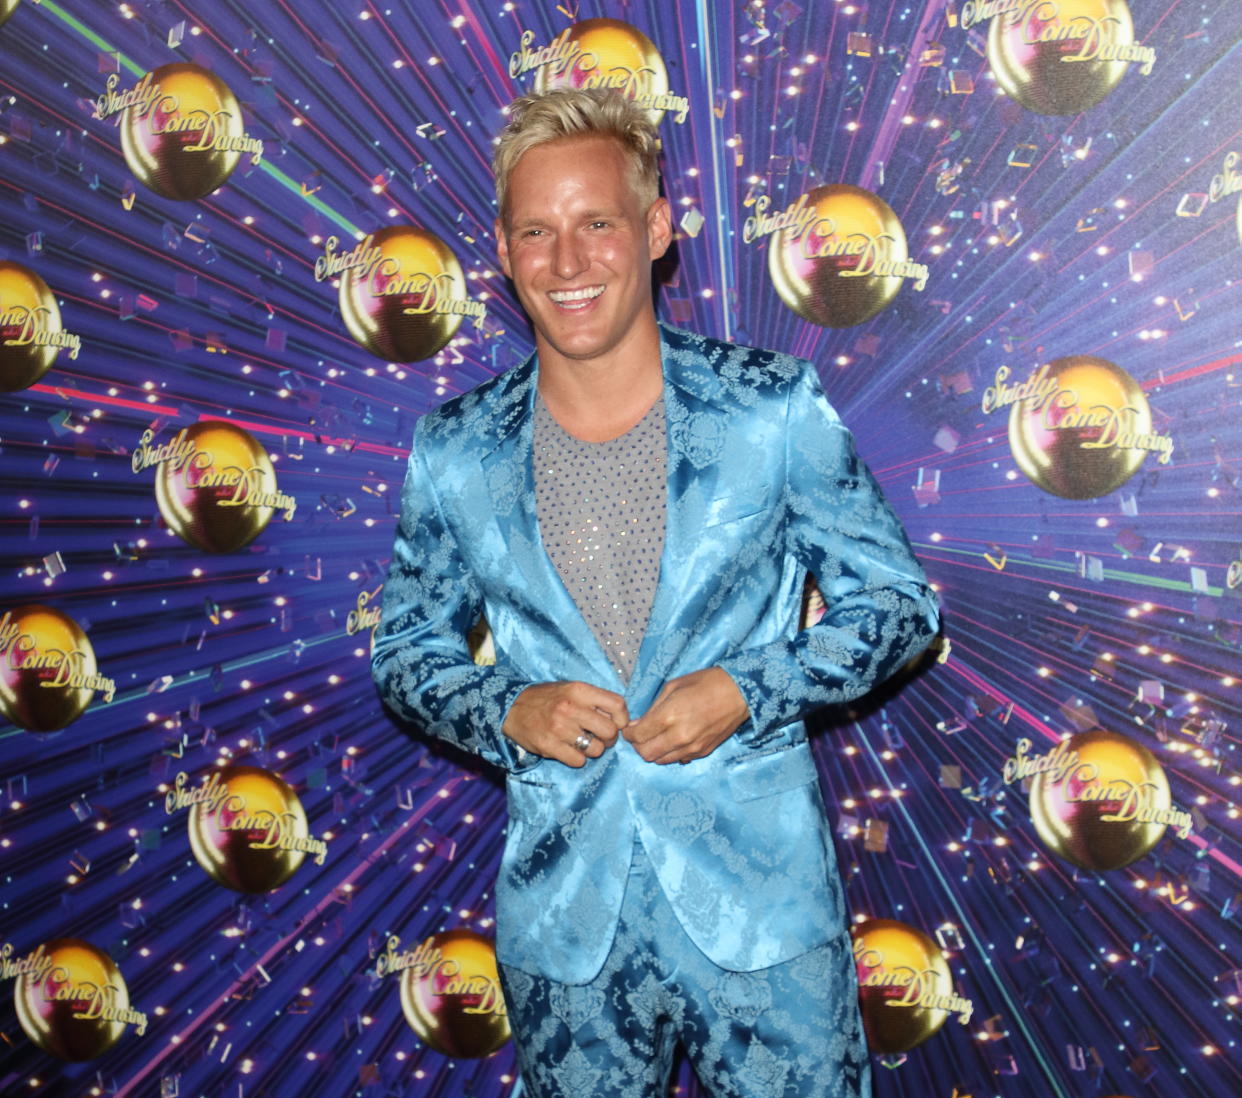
top-left (548, 285), bottom-right (605, 309)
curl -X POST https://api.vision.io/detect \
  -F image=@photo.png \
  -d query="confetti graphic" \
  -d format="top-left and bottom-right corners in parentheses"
top-left (0, 2), bottom-right (1238, 1096)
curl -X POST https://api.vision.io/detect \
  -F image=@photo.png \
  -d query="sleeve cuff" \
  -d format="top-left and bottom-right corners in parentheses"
top-left (491, 677), bottom-right (545, 774)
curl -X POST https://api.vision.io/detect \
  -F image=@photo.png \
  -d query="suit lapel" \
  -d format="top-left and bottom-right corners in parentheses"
top-left (476, 327), bottom-right (736, 700)
top-left (477, 353), bottom-right (623, 689)
top-left (631, 326), bottom-right (735, 700)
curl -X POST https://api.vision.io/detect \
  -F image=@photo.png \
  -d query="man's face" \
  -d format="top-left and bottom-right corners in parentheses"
top-left (496, 136), bottom-right (671, 369)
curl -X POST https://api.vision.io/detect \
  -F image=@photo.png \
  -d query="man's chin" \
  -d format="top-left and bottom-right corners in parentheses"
top-left (534, 327), bottom-right (613, 364)
top-left (550, 345), bottom-right (612, 366)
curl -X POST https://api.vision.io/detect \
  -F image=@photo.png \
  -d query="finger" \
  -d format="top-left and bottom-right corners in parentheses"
top-left (548, 694), bottom-right (614, 739)
top-left (622, 713), bottom-right (663, 746)
top-left (626, 692), bottom-right (686, 743)
top-left (557, 687), bottom-right (625, 743)
top-left (652, 741), bottom-right (700, 765)
top-left (583, 700), bottom-right (625, 740)
top-left (570, 682), bottom-right (628, 724)
top-left (572, 707), bottom-right (623, 745)
top-left (590, 707), bottom-right (624, 746)
top-left (633, 727), bottom-right (689, 763)
top-left (575, 731), bottom-right (607, 760)
top-left (622, 681), bottom-right (676, 736)
top-left (590, 705), bottom-right (626, 744)
top-left (544, 739), bottom-right (586, 768)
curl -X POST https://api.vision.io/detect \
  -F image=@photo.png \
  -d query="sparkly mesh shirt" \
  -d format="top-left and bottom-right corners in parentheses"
top-left (533, 393), bottom-right (667, 684)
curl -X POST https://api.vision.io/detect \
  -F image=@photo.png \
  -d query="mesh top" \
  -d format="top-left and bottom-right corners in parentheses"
top-left (533, 393), bottom-right (667, 683)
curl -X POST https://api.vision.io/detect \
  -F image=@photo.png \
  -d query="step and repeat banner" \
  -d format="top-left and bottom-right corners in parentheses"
top-left (0, 1), bottom-right (1238, 1095)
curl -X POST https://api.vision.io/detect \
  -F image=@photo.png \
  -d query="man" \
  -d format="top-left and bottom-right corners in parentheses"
top-left (373, 87), bottom-right (939, 1097)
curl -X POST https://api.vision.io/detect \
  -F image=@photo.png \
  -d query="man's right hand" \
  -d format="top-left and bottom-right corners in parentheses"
top-left (502, 681), bottom-right (628, 769)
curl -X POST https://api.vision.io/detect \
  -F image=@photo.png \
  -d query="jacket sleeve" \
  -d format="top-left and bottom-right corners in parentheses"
top-left (371, 421), bottom-right (534, 772)
top-left (716, 365), bottom-right (940, 742)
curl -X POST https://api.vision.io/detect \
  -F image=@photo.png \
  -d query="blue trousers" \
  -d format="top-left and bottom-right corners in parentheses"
top-left (498, 843), bottom-right (872, 1098)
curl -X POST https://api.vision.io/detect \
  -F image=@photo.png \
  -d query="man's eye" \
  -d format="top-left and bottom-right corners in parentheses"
top-left (589, 221), bottom-right (610, 230)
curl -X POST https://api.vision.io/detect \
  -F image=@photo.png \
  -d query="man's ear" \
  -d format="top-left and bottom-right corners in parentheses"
top-left (647, 197), bottom-right (673, 261)
top-left (495, 217), bottom-right (512, 278)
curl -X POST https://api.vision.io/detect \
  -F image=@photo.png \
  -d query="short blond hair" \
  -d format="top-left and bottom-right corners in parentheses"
top-left (493, 88), bottom-right (660, 220)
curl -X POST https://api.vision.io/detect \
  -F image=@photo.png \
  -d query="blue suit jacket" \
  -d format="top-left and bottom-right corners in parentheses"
top-left (373, 324), bottom-right (939, 983)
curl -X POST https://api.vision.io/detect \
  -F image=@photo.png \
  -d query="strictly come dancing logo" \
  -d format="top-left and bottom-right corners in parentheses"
top-left (1204, 151), bottom-right (1242, 245)
top-left (318, 229), bottom-right (484, 362)
top-left (981, 356), bottom-right (1173, 499)
top-left (511, 18), bottom-right (689, 124)
top-left (165, 767), bottom-right (328, 893)
top-left (1003, 731), bottom-right (1192, 871)
top-left (376, 931), bottom-right (511, 1058)
top-left (132, 423), bottom-right (296, 553)
top-left (346, 586), bottom-right (383, 640)
top-left (4, 939), bottom-right (147, 1060)
top-left (960, 0), bottom-right (1156, 115)
top-left (745, 185), bottom-right (929, 329)
top-left (0, 605), bottom-right (114, 732)
top-left (96, 65), bottom-right (264, 200)
top-left (0, 262), bottom-right (83, 392)
top-left (851, 919), bottom-right (973, 1054)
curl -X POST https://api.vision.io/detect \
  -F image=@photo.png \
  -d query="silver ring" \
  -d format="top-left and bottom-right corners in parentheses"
top-left (573, 732), bottom-right (593, 753)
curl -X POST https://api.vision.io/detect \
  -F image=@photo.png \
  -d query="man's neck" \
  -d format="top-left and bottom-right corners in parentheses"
top-left (535, 322), bottom-right (664, 443)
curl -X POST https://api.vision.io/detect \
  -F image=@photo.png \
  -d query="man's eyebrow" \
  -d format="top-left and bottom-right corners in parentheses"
top-left (509, 208), bottom-right (626, 229)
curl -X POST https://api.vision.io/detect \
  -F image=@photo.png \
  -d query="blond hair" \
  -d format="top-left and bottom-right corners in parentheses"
top-left (492, 88), bottom-right (660, 219)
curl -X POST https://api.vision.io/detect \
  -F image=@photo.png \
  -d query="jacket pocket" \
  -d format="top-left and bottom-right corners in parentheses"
top-left (505, 771), bottom-right (554, 835)
top-left (507, 768), bottom-right (552, 789)
top-left (726, 740), bottom-right (816, 802)
top-left (702, 493), bottom-right (771, 528)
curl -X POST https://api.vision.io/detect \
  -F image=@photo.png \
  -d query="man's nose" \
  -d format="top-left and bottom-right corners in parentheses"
top-left (552, 233), bottom-right (587, 280)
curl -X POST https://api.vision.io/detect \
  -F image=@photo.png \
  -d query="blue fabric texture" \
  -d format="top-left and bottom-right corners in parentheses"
top-left (499, 842), bottom-right (872, 1098)
top-left (372, 323), bottom-right (940, 984)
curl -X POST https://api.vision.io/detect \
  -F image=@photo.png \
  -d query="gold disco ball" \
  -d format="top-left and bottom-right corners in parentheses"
top-left (1029, 728), bottom-right (1172, 871)
top-left (339, 225), bottom-right (466, 362)
top-left (533, 18), bottom-right (672, 124)
top-left (399, 929), bottom-right (511, 1058)
top-left (0, 604), bottom-right (99, 732)
top-left (120, 62), bottom-right (246, 200)
top-left (153, 422), bottom-right (285, 553)
top-left (852, 918), bottom-right (956, 1053)
top-left (987, 0), bottom-right (1134, 115)
top-left (14, 939), bottom-right (132, 1061)
top-left (0, 261), bottom-right (64, 392)
top-left (768, 185), bottom-right (908, 328)
top-left (187, 765), bottom-right (314, 892)
top-left (1008, 354), bottom-right (1153, 499)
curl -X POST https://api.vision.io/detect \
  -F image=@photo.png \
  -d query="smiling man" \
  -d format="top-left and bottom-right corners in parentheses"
top-left (373, 88), bottom-right (939, 1098)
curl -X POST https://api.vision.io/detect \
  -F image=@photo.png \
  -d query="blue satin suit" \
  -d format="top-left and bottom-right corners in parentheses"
top-left (373, 324), bottom-right (940, 1094)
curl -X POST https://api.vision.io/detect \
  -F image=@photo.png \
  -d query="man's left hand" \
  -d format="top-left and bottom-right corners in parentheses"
top-left (624, 667), bottom-right (750, 765)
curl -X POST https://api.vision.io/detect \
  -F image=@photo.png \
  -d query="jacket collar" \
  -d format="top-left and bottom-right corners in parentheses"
top-left (477, 321), bottom-right (729, 456)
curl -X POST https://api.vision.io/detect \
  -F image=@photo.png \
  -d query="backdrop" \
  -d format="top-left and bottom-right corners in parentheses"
top-left (0, 1), bottom-right (1238, 1096)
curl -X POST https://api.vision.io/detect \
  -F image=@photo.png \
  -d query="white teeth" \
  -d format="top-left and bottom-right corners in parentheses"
top-left (549, 286), bottom-right (604, 304)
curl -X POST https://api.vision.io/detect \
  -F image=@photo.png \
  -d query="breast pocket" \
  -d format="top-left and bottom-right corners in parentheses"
top-left (703, 492), bottom-right (773, 529)
top-left (506, 770), bottom-right (554, 828)
top-left (726, 740), bottom-right (817, 802)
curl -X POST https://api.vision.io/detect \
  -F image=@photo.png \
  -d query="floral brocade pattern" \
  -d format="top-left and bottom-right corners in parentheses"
top-left (499, 844), bottom-right (871, 1098)
top-left (372, 323), bottom-right (940, 985)
top-left (533, 394), bottom-right (666, 684)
